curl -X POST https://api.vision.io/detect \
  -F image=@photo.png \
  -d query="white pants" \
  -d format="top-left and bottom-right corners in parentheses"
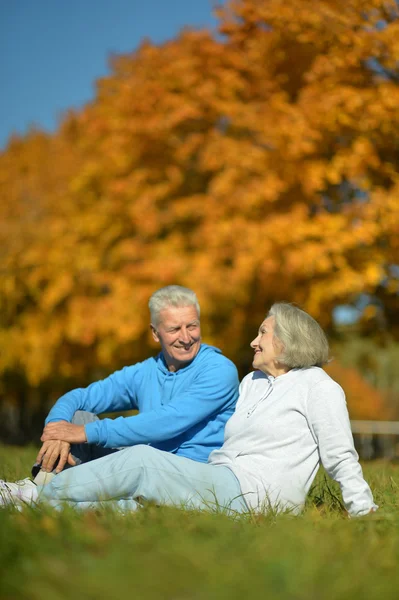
top-left (38, 444), bottom-right (247, 514)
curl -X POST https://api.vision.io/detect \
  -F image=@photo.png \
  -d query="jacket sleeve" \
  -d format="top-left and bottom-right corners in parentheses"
top-left (45, 365), bottom-right (141, 425)
top-left (84, 361), bottom-right (239, 448)
top-left (306, 380), bottom-right (378, 516)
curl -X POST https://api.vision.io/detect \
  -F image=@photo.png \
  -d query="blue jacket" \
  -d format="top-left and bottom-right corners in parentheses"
top-left (45, 344), bottom-right (239, 463)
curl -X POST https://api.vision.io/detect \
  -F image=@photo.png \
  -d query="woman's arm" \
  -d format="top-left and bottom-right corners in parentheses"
top-left (306, 379), bottom-right (378, 516)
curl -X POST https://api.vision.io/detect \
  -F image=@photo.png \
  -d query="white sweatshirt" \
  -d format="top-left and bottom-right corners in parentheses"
top-left (209, 367), bottom-right (377, 516)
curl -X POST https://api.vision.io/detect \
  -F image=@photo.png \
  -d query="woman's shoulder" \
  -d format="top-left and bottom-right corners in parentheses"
top-left (240, 367), bottom-right (341, 390)
top-left (293, 366), bottom-right (339, 385)
top-left (239, 370), bottom-right (269, 389)
top-left (237, 371), bottom-right (270, 404)
top-left (297, 366), bottom-right (344, 395)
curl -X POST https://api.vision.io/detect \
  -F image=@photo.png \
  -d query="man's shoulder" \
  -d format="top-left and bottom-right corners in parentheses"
top-left (120, 355), bottom-right (160, 376)
top-left (196, 344), bottom-right (237, 370)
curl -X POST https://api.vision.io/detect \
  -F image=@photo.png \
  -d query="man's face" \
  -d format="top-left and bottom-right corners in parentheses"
top-left (151, 305), bottom-right (201, 372)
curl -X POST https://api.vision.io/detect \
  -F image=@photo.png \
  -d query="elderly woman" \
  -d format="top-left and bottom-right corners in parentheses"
top-left (1, 303), bottom-right (377, 516)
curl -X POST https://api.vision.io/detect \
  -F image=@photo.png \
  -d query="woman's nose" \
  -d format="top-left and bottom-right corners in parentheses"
top-left (250, 334), bottom-right (260, 349)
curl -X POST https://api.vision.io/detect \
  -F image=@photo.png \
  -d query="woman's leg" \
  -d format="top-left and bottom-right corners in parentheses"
top-left (38, 445), bottom-right (247, 513)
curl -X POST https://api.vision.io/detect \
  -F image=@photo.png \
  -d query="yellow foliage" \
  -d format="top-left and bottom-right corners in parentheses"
top-left (1, 0), bottom-right (399, 384)
top-left (325, 359), bottom-right (388, 420)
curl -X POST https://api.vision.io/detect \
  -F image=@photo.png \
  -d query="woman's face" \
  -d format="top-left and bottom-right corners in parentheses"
top-left (250, 316), bottom-right (282, 375)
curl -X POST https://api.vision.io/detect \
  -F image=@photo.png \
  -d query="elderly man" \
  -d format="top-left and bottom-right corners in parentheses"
top-left (1, 285), bottom-right (239, 505)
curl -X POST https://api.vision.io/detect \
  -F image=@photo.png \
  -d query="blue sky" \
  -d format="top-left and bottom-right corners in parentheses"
top-left (0, 0), bottom-right (221, 149)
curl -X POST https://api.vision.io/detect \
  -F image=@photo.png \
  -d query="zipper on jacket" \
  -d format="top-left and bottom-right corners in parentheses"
top-left (246, 378), bottom-right (274, 417)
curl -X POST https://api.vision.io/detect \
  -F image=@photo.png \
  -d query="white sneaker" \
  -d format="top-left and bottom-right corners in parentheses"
top-left (0, 478), bottom-right (38, 507)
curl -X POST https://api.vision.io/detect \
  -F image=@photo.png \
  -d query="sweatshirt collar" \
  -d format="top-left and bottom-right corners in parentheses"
top-left (157, 343), bottom-right (220, 374)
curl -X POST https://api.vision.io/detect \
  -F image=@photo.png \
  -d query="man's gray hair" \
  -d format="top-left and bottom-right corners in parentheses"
top-left (268, 303), bottom-right (330, 368)
top-left (149, 285), bottom-right (200, 325)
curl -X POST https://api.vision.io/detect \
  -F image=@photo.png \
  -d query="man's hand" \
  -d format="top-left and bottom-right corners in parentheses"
top-left (37, 421), bottom-right (87, 473)
top-left (41, 421), bottom-right (87, 444)
top-left (36, 440), bottom-right (77, 473)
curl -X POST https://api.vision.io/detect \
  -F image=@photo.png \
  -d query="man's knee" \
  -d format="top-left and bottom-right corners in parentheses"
top-left (118, 444), bottom-right (164, 468)
top-left (71, 411), bottom-right (99, 426)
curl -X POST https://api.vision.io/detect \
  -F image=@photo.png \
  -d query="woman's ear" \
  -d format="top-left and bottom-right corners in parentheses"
top-left (273, 336), bottom-right (284, 356)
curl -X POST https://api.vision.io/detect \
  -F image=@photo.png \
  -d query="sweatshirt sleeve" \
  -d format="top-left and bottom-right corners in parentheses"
top-left (306, 380), bottom-right (378, 517)
top-left (84, 360), bottom-right (239, 448)
top-left (45, 365), bottom-right (141, 425)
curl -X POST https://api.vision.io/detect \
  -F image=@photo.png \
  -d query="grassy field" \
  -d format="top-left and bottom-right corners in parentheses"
top-left (1, 445), bottom-right (399, 600)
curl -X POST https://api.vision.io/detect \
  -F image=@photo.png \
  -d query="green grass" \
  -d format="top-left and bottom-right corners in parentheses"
top-left (0, 445), bottom-right (399, 600)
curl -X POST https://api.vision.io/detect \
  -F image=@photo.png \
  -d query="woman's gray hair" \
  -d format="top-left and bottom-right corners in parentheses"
top-left (268, 303), bottom-right (330, 368)
top-left (149, 285), bottom-right (200, 326)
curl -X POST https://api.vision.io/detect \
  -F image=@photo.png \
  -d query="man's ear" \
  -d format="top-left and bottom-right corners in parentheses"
top-left (151, 324), bottom-right (160, 343)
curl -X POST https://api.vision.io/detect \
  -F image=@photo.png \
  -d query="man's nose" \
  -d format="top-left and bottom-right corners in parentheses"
top-left (180, 328), bottom-right (191, 343)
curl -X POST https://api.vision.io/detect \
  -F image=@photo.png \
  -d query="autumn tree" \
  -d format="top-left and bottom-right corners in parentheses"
top-left (1, 0), bottom-right (399, 414)
top-left (325, 360), bottom-right (389, 420)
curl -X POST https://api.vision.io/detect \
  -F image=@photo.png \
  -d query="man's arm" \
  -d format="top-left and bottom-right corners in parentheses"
top-left (44, 361), bottom-right (239, 449)
top-left (85, 361), bottom-right (238, 447)
top-left (45, 365), bottom-right (140, 424)
top-left (37, 365), bottom-right (141, 472)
